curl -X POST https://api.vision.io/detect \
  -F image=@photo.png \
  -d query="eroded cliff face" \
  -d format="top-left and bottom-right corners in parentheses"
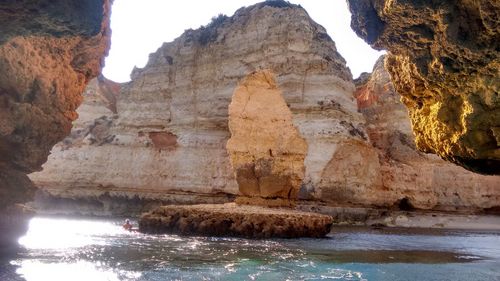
top-left (0, 1), bottom-right (111, 175)
top-left (0, 0), bottom-right (111, 245)
top-left (347, 0), bottom-right (500, 175)
top-left (30, 1), bottom-right (498, 216)
top-left (227, 70), bottom-right (307, 204)
top-left (30, 1), bottom-right (371, 211)
top-left (354, 56), bottom-right (500, 211)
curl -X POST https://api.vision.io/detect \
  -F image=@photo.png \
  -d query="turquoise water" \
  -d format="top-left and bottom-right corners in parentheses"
top-left (1, 216), bottom-right (500, 281)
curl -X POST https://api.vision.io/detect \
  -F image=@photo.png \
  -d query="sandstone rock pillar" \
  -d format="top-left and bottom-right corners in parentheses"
top-left (227, 70), bottom-right (308, 206)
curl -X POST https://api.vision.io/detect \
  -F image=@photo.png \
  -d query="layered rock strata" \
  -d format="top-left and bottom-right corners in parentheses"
top-left (353, 56), bottom-right (500, 211)
top-left (0, 0), bottom-right (111, 246)
top-left (29, 75), bottom-right (237, 215)
top-left (227, 70), bottom-right (308, 205)
top-left (347, 0), bottom-right (500, 175)
top-left (31, 1), bottom-right (499, 219)
top-left (31, 1), bottom-right (369, 211)
top-left (139, 203), bottom-right (333, 238)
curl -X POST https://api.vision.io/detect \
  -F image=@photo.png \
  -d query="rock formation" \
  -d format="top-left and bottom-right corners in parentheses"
top-left (29, 75), bottom-right (235, 216)
top-left (0, 0), bottom-right (111, 246)
top-left (354, 56), bottom-right (500, 211)
top-left (347, 0), bottom-right (500, 175)
top-left (31, 1), bottom-right (370, 212)
top-left (227, 70), bottom-right (308, 205)
top-left (139, 203), bottom-right (333, 238)
top-left (29, 1), bottom-right (499, 219)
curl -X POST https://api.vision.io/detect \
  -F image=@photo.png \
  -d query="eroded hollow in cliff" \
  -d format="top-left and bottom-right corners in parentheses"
top-left (226, 70), bottom-right (308, 206)
top-left (397, 197), bottom-right (414, 211)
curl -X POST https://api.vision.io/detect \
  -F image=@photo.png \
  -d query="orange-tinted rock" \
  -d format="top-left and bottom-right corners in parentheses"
top-left (348, 0), bottom-right (500, 175)
top-left (0, 0), bottom-right (111, 245)
top-left (148, 131), bottom-right (177, 149)
top-left (0, 2), bottom-right (111, 172)
top-left (227, 70), bottom-right (308, 203)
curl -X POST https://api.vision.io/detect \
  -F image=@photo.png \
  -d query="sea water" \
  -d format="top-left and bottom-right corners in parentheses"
top-left (1, 216), bottom-right (499, 281)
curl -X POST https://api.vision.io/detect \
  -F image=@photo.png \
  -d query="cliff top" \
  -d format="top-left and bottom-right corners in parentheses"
top-left (130, 0), bottom-right (351, 81)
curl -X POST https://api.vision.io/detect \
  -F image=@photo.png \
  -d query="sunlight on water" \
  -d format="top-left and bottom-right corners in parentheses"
top-left (19, 217), bottom-right (125, 249)
top-left (14, 217), bottom-right (140, 281)
top-left (2, 216), bottom-right (499, 281)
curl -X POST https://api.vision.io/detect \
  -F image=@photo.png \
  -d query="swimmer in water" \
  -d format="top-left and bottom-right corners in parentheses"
top-left (123, 219), bottom-right (133, 231)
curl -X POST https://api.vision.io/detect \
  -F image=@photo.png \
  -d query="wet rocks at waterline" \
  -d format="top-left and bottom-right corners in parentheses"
top-left (139, 203), bottom-right (333, 239)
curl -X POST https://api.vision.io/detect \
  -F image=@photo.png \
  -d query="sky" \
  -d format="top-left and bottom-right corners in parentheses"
top-left (102, 0), bottom-right (385, 82)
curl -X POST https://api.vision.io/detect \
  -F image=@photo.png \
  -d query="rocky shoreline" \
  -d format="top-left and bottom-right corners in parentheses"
top-left (301, 205), bottom-right (500, 231)
top-left (30, 192), bottom-right (500, 232)
top-left (139, 203), bottom-right (333, 238)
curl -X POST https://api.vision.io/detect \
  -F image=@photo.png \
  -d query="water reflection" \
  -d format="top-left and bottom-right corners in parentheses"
top-left (15, 260), bottom-right (124, 281)
top-left (19, 217), bottom-right (123, 249)
top-left (5, 216), bottom-right (500, 281)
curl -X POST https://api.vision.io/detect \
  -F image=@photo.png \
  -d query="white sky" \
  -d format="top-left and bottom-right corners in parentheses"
top-left (102, 0), bottom-right (385, 82)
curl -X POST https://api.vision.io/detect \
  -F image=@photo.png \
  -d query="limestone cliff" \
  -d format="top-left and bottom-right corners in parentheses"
top-left (354, 56), bottom-right (500, 211)
top-left (347, 0), bottom-right (500, 175)
top-left (30, 1), bottom-right (371, 212)
top-left (29, 1), bottom-right (498, 216)
top-left (0, 0), bottom-right (111, 246)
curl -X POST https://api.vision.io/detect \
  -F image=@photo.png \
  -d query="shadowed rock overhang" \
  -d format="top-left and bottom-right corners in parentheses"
top-left (0, 0), bottom-right (111, 246)
top-left (347, 0), bottom-right (500, 175)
